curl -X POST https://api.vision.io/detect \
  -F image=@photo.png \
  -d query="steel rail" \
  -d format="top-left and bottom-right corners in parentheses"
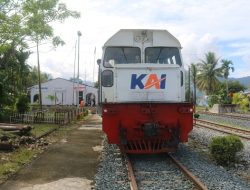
top-left (197, 111), bottom-right (250, 121)
top-left (124, 154), bottom-right (138, 190)
top-left (195, 119), bottom-right (250, 140)
top-left (125, 152), bottom-right (208, 190)
top-left (168, 154), bottom-right (208, 190)
top-left (195, 119), bottom-right (250, 133)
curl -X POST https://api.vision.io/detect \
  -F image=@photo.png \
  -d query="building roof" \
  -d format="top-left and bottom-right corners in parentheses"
top-left (28, 77), bottom-right (97, 90)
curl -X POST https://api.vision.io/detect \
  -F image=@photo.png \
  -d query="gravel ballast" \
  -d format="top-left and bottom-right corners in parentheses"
top-left (199, 113), bottom-right (250, 129)
top-left (130, 154), bottom-right (195, 190)
top-left (190, 126), bottom-right (250, 186)
top-left (95, 136), bottom-right (250, 190)
top-left (94, 140), bottom-right (130, 190)
top-left (173, 144), bottom-right (250, 190)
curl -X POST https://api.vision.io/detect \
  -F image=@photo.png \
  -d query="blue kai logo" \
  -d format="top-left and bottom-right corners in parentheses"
top-left (130, 74), bottom-right (166, 89)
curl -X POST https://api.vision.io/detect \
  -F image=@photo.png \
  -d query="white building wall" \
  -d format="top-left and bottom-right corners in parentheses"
top-left (29, 78), bottom-right (98, 106)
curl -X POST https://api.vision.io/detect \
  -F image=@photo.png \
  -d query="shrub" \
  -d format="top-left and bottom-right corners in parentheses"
top-left (193, 113), bottom-right (200, 119)
top-left (209, 135), bottom-right (244, 166)
top-left (83, 108), bottom-right (89, 116)
top-left (232, 93), bottom-right (249, 113)
top-left (207, 95), bottom-right (220, 107)
top-left (16, 95), bottom-right (30, 114)
top-left (0, 108), bottom-right (13, 122)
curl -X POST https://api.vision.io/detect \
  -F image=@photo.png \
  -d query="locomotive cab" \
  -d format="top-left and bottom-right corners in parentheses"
top-left (98, 29), bottom-right (193, 154)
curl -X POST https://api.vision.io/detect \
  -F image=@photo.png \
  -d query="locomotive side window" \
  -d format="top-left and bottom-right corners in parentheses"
top-left (104, 47), bottom-right (141, 67)
top-left (145, 47), bottom-right (182, 66)
top-left (101, 70), bottom-right (113, 87)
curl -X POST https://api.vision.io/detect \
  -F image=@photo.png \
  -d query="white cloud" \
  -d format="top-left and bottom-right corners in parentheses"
top-left (178, 33), bottom-right (220, 68)
top-left (27, 0), bottom-right (250, 80)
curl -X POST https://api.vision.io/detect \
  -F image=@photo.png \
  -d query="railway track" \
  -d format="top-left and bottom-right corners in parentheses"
top-left (194, 119), bottom-right (250, 140)
top-left (198, 111), bottom-right (250, 121)
top-left (125, 153), bottom-right (208, 190)
top-left (95, 142), bottom-right (250, 190)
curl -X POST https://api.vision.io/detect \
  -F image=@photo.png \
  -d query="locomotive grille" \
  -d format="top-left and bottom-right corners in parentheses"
top-left (120, 138), bottom-right (178, 154)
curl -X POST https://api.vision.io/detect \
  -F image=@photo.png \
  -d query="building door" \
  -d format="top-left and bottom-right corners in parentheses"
top-left (55, 91), bottom-right (66, 105)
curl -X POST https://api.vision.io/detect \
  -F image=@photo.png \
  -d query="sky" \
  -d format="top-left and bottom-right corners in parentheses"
top-left (27, 0), bottom-right (250, 83)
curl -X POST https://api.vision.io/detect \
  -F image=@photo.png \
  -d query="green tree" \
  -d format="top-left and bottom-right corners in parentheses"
top-left (207, 81), bottom-right (247, 107)
top-left (21, 0), bottom-right (80, 110)
top-left (196, 52), bottom-right (223, 95)
top-left (27, 66), bottom-right (52, 87)
top-left (0, 47), bottom-right (31, 104)
top-left (219, 80), bottom-right (246, 95)
top-left (0, 1), bottom-right (25, 48)
top-left (47, 94), bottom-right (58, 105)
top-left (221, 59), bottom-right (234, 95)
top-left (16, 94), bottom-right (30, 113)
top-left (232, 93), bottom-right (249, 112)
top-left (227, 80), bottom-right (246, 93)
top-left (0, 1), bottom-right (80, 120)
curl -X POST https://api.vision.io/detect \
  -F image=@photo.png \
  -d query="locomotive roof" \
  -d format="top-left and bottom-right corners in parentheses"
top-left (104, 29), bottom-right (181, 48)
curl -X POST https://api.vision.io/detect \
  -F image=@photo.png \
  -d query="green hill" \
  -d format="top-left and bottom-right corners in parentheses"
top-left (229, 76), bottom-right (250, 90)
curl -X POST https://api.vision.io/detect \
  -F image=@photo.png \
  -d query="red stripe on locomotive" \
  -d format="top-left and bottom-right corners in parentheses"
top-left (102, 103), bottom-right (193, 154)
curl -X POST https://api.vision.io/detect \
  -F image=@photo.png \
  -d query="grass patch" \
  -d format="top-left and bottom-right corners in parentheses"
top-left (31, 124), bottom-right (59, 138)
top-left (0, 131), bottom-right (17, 139)
top-left (10, 148), bottom-right (40, 164)
top-left (0, 163), bottom-right (19, 176)
top-left (195, 106), bottom-right (207, 112)
top-left (0, 148), bottom-right (41, 183)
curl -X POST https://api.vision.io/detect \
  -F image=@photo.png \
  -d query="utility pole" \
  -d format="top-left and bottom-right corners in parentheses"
top-left (36, 41), bottom-right (42, 110)
top-left (77, 31), bottom-right (82, 107)
top-left (72, 40), bottom-right (77, 105)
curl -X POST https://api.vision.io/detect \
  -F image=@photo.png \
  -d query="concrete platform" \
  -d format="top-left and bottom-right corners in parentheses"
top-left (0, 114), bottom-right (103, 190)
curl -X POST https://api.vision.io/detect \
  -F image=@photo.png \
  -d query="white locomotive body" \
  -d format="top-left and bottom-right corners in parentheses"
top-left (99, 29), bottom-right (185, 103)
top-left (99, 29), bottom-right (193, 154)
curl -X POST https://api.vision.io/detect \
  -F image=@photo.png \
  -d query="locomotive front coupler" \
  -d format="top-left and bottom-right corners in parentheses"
top-left (141, 122), bottom-right (160, 137)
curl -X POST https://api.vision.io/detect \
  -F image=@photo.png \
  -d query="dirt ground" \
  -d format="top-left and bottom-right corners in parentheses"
top-left (0, 114), bottom-right (103, 190)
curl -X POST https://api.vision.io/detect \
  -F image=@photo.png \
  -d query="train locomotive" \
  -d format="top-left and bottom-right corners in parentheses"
top-left (98, 29), bottom-right (193, 154)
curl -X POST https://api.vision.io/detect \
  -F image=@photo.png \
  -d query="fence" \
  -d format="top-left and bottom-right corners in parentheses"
top-left (10, 107), bottom-right (85, 124)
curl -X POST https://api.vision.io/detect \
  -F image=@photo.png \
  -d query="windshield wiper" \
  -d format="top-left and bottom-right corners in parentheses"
top-left (155, 48), bottom-right (163, 63)
top-left (121, 48), bottom-right (128, 63)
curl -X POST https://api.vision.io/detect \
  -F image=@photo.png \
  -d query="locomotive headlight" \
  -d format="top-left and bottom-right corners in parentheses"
top-left (179, 107), bottom-right (193, 113)
top-left (103, 108), bottom-right (117, 114)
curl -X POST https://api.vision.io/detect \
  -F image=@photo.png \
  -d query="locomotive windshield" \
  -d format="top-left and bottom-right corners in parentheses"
top-left (104, 47), bottom-right (141, 67)
top-left (145, 47), bottom-right (182, 66)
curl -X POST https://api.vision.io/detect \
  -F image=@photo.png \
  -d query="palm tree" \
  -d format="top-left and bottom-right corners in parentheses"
top-left (196, 52), bottom-right (222, 95)
top-left (190, 63), bottom-right (197, 105)
top-left (221, 59), bottom-right (234, 95)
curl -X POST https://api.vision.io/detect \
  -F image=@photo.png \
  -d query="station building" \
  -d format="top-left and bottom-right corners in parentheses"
top-left (28, 78), bottom-right (97, 106)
